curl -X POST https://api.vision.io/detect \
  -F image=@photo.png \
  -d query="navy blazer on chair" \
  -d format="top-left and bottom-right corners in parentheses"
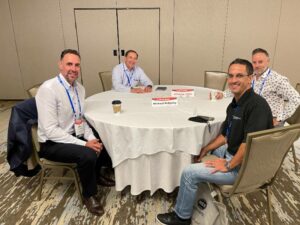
top-left (7, 98), bottom-right (40, 177)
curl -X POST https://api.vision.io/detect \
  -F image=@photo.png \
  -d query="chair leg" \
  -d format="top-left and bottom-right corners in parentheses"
top-left (228, 197), bottom-right (242, 221)
top-left (213, 186), bottom-right (223, 203)
top-left (70, 169), bottom-right (83, 205)
top-left (217, 192), bottom-right (223, 203)
top-left (291, 144), bottom-right (298, 172)
top-left (266, 187), bottom-right (273, 225)
top-left (38, 168), bottom-right (45, 200)
top-left (62, 168), bottom-right (68, 176)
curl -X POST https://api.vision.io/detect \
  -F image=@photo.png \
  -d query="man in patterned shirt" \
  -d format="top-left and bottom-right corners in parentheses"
top-left (215, 48), bottom-right (300, 126)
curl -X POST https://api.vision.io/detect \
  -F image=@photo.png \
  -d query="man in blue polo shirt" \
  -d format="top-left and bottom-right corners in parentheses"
top-left (112, 50), bottom-right (153, 93)
top-left (156, 58), bottom-right (273, 225)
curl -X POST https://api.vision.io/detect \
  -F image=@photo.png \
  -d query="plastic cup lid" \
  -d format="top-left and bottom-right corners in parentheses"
top-left (112, 100), bottom-right (122, 104)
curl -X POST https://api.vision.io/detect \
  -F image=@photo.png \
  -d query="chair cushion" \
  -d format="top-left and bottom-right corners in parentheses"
top-left (41, 158), bottom-right (77, 168)
top-left (217, 184), bottom-right (233, 193)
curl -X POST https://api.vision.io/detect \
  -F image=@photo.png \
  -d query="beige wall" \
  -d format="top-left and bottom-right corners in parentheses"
top-left (9, 0), bottom-right (65, 95)
top-left (0, 0), bottom-right (25, 99)
top-left (273, 0), bottom-right (300, 86)
top-left (173, 0), bottom-right (227, 86)
top-left (222, 0), bottom-right (281, 71)
top-left (0, 0), bottom-right (299, 99)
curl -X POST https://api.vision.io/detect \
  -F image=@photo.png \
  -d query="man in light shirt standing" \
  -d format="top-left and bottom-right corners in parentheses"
top-left (215, 48), bottom-right (300, 126)
top-left (112, 50), bottom-right (153, 93)
top-left (36, 49), bottom-right (111, 216)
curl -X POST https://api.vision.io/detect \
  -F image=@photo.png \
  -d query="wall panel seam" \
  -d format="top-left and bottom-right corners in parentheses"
top-left (272, 0), bottom-right (283, 67)
top-left (7, 0), bottom-right (25, 96)
top-left (73, 10), bottom-right (83, 84)
top-left (221, 0), bottom-right (230, 70)
top-left (58, 0), bottom-right (66, 49)
top-left (171, 0), bottom-right (175, 85)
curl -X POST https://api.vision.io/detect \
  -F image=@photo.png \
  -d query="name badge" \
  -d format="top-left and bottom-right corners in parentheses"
top-left (74, 119), bottom-right (84, 137)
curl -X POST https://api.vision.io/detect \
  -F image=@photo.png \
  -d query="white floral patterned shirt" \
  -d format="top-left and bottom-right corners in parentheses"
top-left (223, 68), bottom-right (300, 121)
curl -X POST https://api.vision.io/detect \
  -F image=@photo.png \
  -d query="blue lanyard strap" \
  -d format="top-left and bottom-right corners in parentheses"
top-left (123, 64), bottom-right (134, 87)
top-left (226, 106), bottom-right (239, 139)
top-left (251, 68), bottom-right (271, 95)
top-left (57, 76), bottom-right (82, 118)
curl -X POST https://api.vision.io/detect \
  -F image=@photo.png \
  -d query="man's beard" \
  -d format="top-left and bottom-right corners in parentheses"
top-left (255, 68), bottom-right (266, 76)
top-left (65, 72), bottom-right (78, 84)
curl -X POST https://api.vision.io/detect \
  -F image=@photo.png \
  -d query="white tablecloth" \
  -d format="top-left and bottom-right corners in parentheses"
top-left (85, 85), bottom-right (230, 194)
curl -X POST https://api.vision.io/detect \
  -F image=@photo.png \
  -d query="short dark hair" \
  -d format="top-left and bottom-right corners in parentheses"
top-left (252, 48), bottom-right (269, 57)
top-left (228, 58), bottom-right (253, 75)
top-left (125, 50), bottom-right (138, 59)
top-left (60, 49), bottom-right (81, 60)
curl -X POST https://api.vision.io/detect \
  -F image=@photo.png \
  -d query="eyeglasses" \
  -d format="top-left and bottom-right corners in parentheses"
top-left (226, 73), bottom-right (249, 79)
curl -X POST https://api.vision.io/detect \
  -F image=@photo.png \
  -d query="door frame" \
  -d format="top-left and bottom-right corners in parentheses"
top-left (74, 7), bottom-right (161, 84)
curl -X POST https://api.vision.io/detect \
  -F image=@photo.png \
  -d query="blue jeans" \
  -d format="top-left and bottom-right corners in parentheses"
top-left (174, 145), bottom-right (239, 219)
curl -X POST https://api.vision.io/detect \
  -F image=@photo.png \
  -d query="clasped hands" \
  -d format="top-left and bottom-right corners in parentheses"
top-left (86, 139), bottom-right (103, 154)
top-left (130, 86), bottom-right (152, 93)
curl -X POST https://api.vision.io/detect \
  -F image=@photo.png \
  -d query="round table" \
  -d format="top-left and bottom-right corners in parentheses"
top-left (84, 85), bottom-right (231, 195)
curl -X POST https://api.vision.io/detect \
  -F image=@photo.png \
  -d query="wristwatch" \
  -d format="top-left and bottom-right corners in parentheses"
top-left (225, 161), bottom-right (231, 171)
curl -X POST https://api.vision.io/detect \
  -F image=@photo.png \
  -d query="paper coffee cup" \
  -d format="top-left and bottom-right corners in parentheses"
top-left (112, 100), bottom-right (122, 114)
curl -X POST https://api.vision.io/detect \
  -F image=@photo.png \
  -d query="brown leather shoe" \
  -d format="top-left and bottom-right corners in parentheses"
top-left (83, 196), bottom-right (104, 216)
top-left (97, 175), bottom-right (115, 187)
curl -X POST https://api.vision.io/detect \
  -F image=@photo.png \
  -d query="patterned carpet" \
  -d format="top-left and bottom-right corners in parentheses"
top-left (0, 108), bottom-right (299, 225)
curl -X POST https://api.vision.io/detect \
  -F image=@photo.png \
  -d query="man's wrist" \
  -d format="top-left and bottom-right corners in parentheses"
top-left (273, 117), bottom-right (282, 121)
top-left (225, 161), bottom-right (231, 171)
top-left (202, 147), bottom-right (209, 155)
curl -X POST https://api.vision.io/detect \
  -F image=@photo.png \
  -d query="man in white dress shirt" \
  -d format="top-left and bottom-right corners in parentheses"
top-left (112, 50), bottom-right (153, 93)
top-left (35, 49), bottom-right (112, 216)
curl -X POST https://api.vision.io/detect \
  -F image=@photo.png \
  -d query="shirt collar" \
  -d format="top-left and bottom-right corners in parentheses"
top-left (231, 88), bottom-right (254, 108)
top-left (256, 67), bottom-right (270, 80)
top-left (58, 73), bottom-right (77, 89)
top-left (123, 63), bottom-right (135, 73)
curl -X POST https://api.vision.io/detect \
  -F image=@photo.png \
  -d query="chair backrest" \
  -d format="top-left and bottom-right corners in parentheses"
top-left (99, 71), bottom-right (112, 91)
top-left (295, 83), bottom-right (300, 93)
top-left (204, 71), bottom-right (228, 91)
top-left (286, 105), bottom-right (300, 125)
top-left (31, 124), bottom-right (42, 165)
top-left (228, 124), bottom-right (300, 195)
top-left (27, 83), bottom-right (41, 97)
top-left (286, 83), bottom-right (300, 124)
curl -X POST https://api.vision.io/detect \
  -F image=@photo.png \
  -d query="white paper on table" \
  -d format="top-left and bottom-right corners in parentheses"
top-left (171, 88), bottom-right (195, 97)
top-left (152, 97), bottom-right (178, 107)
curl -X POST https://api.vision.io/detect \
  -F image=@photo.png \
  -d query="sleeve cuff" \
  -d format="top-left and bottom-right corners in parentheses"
top-left (75, 139), bottom-right (86, 146)
top-left (86, 133), bottom-right (96, 141)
